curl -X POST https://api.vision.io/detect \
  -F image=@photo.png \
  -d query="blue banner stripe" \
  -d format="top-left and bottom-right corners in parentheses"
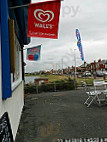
top-left (76, 29), bottom-right (84, 61)
top-left (1, 0), bottom-right (12, 99)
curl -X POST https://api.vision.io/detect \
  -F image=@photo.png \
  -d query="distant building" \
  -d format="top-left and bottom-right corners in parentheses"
top-left (90, 59), bottom-right (107, 73)
top-left (34, 77), bottom-right (49, 85)
top-left (78, 62), bottom-right (90, 72)
top-left (77, 59), bottom-right (107, 74)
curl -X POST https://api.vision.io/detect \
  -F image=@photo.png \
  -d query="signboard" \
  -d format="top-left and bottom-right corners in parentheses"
top-left (27, 45), bottom-right (41, 61)
top-left (0, 112), bottom-right (13, 142)
top-left (27, 0), bottom-right (61, 39)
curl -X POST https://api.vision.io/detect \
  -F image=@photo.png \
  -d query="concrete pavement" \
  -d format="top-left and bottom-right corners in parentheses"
top-left (16, 89), bottom-right (107, 142)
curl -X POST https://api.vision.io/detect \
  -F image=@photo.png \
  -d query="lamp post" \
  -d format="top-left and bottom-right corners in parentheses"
top-left (74, 49), bottom-right (77, 89)
top-left (62, 58), bottom-right (63, 75)
top-left (74, 49), bottom-right (77, 78)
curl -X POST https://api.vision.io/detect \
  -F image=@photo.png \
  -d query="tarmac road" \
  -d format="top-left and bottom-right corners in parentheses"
top-left (16, 89), bottom-right (107, 142)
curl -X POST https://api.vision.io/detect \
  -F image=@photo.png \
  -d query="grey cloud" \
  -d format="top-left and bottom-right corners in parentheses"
top-left (25, 0), bottom-right (107, 72)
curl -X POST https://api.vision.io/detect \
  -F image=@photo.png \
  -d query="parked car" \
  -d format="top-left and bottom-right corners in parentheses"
top-left (71, 72), bottom-right (79, 76)
top-left (93, 70), bottom-right (107, 77)
top-left (82, 71), bottom-right (91, 77)
top-left (103, 71), bottom-right (107, 76)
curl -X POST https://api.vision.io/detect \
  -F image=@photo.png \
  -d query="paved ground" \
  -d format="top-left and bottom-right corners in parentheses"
top-left (16, 88), bottom-right (107, 142)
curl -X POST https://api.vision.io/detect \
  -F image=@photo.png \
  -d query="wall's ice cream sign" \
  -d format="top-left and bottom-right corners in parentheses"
top-left (34, 9), bottom-right (54, 23)
top-left (34, 9), bottom-right (54, 29)
top-left (27, 0), bottom-right (61, 39)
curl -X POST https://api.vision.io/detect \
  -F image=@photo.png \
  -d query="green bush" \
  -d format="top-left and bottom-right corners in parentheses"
top-left (38, 84), bottom-right (54, 93)
top-left (56, 81), bottom-right (75, 91)
top-left (24, 80), bottom-right (75, 94)
top-left (24, 85), bottom-right (36, 94)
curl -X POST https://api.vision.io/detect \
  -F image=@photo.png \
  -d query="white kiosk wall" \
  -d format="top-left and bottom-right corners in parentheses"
top-left (0, 45), bottom-right (24, 140)
top-left (0, 13), bottom-right (24, 141)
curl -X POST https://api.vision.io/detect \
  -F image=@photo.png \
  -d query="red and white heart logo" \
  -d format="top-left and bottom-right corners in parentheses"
top-left (34, 9), bottom-right (54, 23)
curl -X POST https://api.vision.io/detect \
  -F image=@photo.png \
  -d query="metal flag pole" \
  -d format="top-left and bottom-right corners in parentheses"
top-left (62, 58), bottom-right (63, 75)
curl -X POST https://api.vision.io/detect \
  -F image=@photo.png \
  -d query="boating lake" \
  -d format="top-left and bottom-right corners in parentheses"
top-left (25, 76), bottom-right (40, 84)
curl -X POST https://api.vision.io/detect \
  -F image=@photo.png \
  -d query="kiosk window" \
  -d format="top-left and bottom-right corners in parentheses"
top-left (9, 19), bottom-right (22, 90)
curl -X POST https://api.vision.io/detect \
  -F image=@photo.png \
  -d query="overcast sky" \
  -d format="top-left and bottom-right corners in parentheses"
top-left (24, 0), bottom-right (107, 73)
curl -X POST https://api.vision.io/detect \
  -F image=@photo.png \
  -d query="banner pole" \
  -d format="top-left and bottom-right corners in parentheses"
top-left (20, 44), bottom-right (42, 51)
top-left (9, 4), bottom-right (29, 9)
top-left (9, 0), bottom-right (64, 9)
